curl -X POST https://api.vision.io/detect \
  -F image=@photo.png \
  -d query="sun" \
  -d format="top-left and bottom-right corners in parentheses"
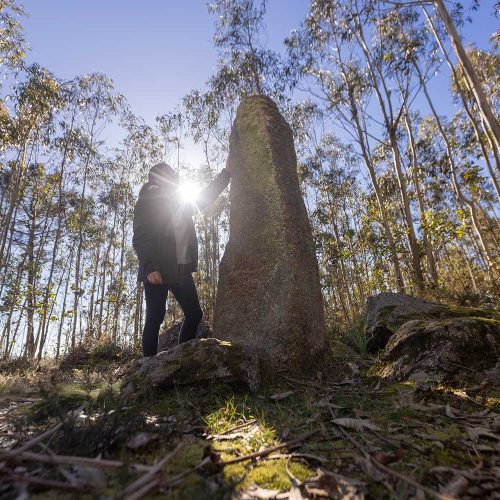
top-left (178, 182), bottom-right (201, 203)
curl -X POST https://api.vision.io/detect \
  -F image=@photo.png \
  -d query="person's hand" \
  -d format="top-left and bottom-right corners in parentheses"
top-left (147, 271), bottom-right (163, 284)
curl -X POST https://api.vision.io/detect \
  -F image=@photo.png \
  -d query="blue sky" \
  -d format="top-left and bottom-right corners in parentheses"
top-left (21, 1), bottom-right (308, 124)
top-left (20, 0), bottom-right (498, 167)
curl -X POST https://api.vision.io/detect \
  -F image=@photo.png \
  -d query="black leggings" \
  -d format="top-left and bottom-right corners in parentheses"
top-left (142, 274), bottom-right (203, 357)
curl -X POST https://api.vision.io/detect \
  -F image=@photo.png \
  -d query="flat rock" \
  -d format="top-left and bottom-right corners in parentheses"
top-left (158, 319), bottom-right (211, 352)
top-left (214, 95), bottom-right (326, 371)
top-left (121, 338), bottom-right (261, 397)
top-left (371, 317), bottom-right (500, 384)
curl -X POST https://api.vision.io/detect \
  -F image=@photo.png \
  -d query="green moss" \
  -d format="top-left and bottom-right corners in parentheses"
top-left (223, 462), bottom-right (247, 484)
top-left (447, 306), bottom-right (500, 321)
top-left (241, 459), bottom-right (312, 491)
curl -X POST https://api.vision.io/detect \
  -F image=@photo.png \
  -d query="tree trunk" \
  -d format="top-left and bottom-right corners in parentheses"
top-left (432, 0), bottom-right (500, 150)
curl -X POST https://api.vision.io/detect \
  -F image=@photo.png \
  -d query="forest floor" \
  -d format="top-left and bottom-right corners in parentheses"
top-left (0, 339), bottom-right (498, 499)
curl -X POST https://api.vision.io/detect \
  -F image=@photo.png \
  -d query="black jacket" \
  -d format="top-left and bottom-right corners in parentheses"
top-left (133, 168), bottom-right (230, 284)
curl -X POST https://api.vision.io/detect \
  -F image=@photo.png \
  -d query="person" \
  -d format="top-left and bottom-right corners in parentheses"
top-left (132, 161), bottom-right (231, 356)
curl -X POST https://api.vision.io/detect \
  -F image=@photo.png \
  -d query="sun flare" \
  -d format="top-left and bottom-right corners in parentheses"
top-left (178, 182), bottom-right (201, 203)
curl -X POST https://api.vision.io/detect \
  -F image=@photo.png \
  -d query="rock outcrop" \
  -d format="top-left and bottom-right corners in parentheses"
top-left (158, 319), bottom-right (211, 352)
top-left (365, 292), bottom-right (500, 384)
top-left (365, 292), bottom-right (448, 352)
top-left (213, 96), bottom-right (326, 371)
top-left (364, 292), bottom-right (500, 353)
top-left (122, 338), bottom-right (261, 397)
top-left (371, 317), bottom-right (500, 385)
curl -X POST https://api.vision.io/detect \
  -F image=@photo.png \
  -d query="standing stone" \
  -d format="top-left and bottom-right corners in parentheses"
top-left (214, 96), bottom-right (326, 371)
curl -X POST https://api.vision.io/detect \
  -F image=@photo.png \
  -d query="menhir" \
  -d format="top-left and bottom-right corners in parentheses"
top-left (214, 96), bottom-right (326, 372)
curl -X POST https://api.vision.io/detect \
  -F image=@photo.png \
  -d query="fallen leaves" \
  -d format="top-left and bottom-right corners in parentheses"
top-left (332, 418), bottom-right (380, 432)
top-left (466, 426), bottom-right (500, 441)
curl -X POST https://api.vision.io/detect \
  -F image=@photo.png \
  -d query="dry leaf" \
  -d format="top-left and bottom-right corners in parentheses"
top-left (74, 465), bottom-right (107, 488)
top-left (333, 418), bottom-right (380, 432)
top-left (445, 404), bottom-right (457, 419)
top-left (270, 391), bottom-right (294, 400)
top-left (372, 448), bottom-right (405, 465)
top-left (276, 484), bottom-right (308, 499)
top-left (304, 470), bottom-right (365, 499)
top-left (440, 475), bottom-right (469, 496)
top-left (240, 486), bottom-right (280, 499)
top-left (355, 455), bottom-right (386, 482)
top-left (126, 431), bottom-right (158, 450)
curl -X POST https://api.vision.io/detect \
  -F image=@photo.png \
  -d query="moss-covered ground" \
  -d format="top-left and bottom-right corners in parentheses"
top-left (0, 339), bottom-right (498, 499)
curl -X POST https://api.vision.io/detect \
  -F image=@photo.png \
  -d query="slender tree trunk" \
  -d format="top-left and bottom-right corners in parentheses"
top-left (403, 110), bottom-right (438, 283)
top-left (350, 98), bottom-right (405, 291)
top-left (432, 0), bottom-right (500, 150)
top-left (25, 200), bottom-right (37, 359)
top-left (414, 61), bottom-right (498, 277)
top-left (0, 143), bottom-right (28, 268)
top-left (423, 8), bottom-right (500, 204)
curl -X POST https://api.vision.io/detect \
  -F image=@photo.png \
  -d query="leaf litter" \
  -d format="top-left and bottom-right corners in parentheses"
top-left (0, 348), bottom-right (499, 499)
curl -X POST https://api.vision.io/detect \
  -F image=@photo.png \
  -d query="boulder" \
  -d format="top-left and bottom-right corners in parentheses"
top-left (366, 292), bottom-right (452, 352)
top-left (121, 338), bottom-right (261, 397)
top-left (214, 96), bottom-right (326, 371)
top-left (158, 319), bottom-right (211, 352)
top-left (365, 292), bottom-right (500, 353)
top-left (371, 317), bottom-right (500, 384)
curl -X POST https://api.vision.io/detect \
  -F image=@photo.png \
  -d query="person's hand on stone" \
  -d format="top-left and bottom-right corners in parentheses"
top-left (147, 271), bottom-right (163, 284)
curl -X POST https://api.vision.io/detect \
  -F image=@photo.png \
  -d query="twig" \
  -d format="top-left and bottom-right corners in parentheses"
top-left (218, 429), bottom-right (320, 466)
top-left (8, 472), bottom-right (88, 492)
top-left (218, 419), bottom-right (258, 435)
top-left (1, 403), bottom-right (87, 459)
top-left (327, 404), bottom-right (454, 500)
top-left (1, 423), bottom-right (63, 457)
top-left (442, 360), bottom-right (480, 373)
top-left (125, 455), bottom-right (211, 500)
top-left (122, 442), bottom-right (184, 496)
top-left (1, 449), bottom-right (154, 473)
top-left (38, 443), bottom-right (86, 489)
top-left (125, 476), bottom-right (162, 500)
top-left (161, 455), bottom-right (211, 487)
top-left (373, 460), bottom-right (455, 500)
top-left (267, 452), bottom-right (328, 463)
top-left (283, 376), bottom-right (335, 392)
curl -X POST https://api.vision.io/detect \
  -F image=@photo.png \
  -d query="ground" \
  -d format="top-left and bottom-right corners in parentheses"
top-left (0, 337), bottom-right (498, 499)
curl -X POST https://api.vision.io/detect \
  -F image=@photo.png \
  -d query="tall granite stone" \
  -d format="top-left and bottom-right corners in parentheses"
top-left (214, 95), bottom-right (326, 371)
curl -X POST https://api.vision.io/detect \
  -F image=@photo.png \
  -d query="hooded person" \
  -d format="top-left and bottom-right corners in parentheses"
top-left (132, 161), bottom-right (231, 356)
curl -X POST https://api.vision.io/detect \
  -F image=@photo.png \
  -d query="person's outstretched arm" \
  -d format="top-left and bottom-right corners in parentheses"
top-left (196, 166), bottom-right (231, 211)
